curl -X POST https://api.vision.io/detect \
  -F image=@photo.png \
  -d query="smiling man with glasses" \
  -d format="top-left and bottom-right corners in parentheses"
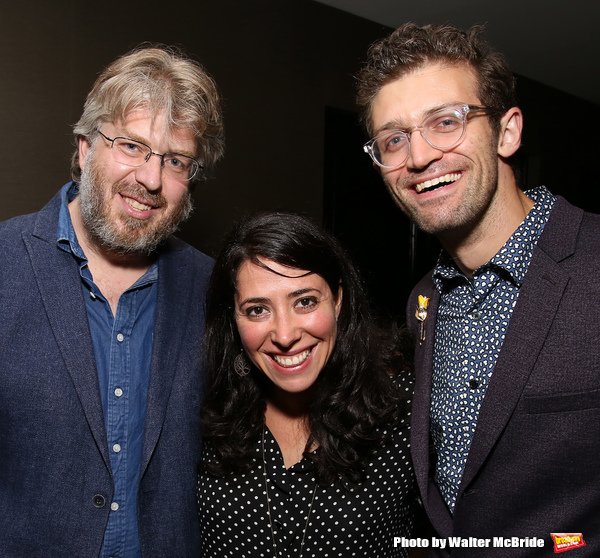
top-left (0, 46), bottom-right (224, 557)
top-left (357, 23), bottom-right (600, 557)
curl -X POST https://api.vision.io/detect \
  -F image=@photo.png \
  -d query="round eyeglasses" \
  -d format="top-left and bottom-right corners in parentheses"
top-left (363, 104), bottom-right (491, 170)
top-left (97, 130), bottom-right (202, 181)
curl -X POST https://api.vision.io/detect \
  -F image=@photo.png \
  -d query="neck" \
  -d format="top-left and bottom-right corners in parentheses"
top-left (68, 197), bottom-right (155, 314)
top-left (264, 385), bottom-right (315, 469)
top-left (439, 177), bottom-right (534, 276)
top-left (266, 383), bottom-right (315, 419)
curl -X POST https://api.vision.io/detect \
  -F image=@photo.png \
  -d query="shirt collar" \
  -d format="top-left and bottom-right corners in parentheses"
top-left (57, 181), bottom-right (86, 260)
top-left (55, 181), bottom-right (158, 286)
top-left (433, 186), bottom-right (556, 291)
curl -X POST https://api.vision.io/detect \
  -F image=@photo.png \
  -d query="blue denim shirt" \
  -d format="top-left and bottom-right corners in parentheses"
top-left (57, 182), bottom-right (157, 557)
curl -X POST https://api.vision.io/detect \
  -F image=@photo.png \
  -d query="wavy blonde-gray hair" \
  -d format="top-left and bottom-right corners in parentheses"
top-left (72, 45), bottom-right (224, 182)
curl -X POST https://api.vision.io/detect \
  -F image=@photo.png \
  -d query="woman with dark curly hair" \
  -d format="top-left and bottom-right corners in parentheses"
top-left (198, 212), bottom-right (418, 557)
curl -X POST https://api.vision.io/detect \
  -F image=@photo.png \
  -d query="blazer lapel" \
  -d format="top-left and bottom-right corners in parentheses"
top-left (410, 282), bottom-right (454, 535)
top-left (411, 281), bottom-right (438, 490)
top-left (140, 242), bottom-right (191, 473)
top-left (458, 198), bottom-right (579, 495)
top-left (25, 199), bottom-right (110, 469)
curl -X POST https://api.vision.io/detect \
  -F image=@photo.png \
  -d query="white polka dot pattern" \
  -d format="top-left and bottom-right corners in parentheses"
top-left (429, 186), bottom-right (556, 511)
top-left (198, 376), bottom-right (417, 557)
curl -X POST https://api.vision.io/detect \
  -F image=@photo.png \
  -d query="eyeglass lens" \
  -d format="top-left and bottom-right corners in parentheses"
top-left (370, 107), bottom-right (467, 168)
top-left (111, 137), bottom-right (198, 180)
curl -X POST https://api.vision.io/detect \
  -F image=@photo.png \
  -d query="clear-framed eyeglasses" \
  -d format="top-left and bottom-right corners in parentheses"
top-left (363, 104), bottom-right (492, 170)
top-left (97, 130), bottom-right (202, 181)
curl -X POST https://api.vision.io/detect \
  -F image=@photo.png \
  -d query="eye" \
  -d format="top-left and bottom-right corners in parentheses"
top-left (428, 113), bottom-right (462, 133)
top-left (381, 131), bottom-right (408, 153)
top-left (295, 296), bottom-right (318, 311)
top-left (245, 305), bottom-right (270, 319)
top-left (115, 138), bottom-right (146, 158)
top-left (164, 154), bottom-right (191, 174)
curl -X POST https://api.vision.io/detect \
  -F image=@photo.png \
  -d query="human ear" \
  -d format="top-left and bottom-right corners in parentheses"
top-left (334, 284), bottom-right (343, 319)
top-left (78, 135), bottom-right (92, 170)
top-left (497, 107), bottom-right (523, 158)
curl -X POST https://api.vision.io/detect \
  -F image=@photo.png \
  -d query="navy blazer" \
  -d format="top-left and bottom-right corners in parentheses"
top-left (407, 196), bottom-right (600, 557)
top-left (0, 188), bottom-right (213, 557)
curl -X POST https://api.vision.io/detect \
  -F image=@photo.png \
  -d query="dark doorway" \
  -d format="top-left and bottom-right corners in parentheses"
top-left (323, 106), bottom-right (440, 323)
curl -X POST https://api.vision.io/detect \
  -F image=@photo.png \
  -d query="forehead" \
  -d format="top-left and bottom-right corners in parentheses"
top-left (110, 108), bottom-right (197, 154)
top-left (235, 259), bottom-right (330, 299)
top-left (371, 62), bottom-right (480, 133)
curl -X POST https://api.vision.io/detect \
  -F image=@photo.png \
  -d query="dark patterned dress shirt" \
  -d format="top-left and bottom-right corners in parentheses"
top-left (430, 186), bottom-right (556, 511)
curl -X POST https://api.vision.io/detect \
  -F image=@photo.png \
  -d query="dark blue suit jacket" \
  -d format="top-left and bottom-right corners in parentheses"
top-left (0, 188), bottom-right (213, 557)
top-left (407, 196), bottom-right (600, 556)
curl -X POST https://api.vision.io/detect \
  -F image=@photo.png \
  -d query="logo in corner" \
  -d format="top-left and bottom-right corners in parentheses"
top-left (551, 533), bottom-right (586, 553)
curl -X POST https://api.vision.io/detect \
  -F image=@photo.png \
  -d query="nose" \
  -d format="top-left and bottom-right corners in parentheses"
top-left (133, 153), bottom-right (163, 192)
top-left (270, 311), bottom-right (301, 349)
top-left (405, 129), bottom-right (443, 170)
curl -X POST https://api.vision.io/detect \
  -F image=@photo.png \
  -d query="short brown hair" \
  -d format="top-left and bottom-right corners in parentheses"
top-left (72, 45), bottom-right (224, 182)
top-left (356, 23), bottom-right (516, 136)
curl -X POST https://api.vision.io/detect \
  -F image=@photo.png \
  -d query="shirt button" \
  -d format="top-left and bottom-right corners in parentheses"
top-left (471, 310), bottom-right (481, 320)
top-left (116, 333), bottom-right (124, 342)
top-left (111, 502), bottom-right (119, 511)
top-left (469, 379), bottom-right (479, 389)
top-left (92, 494), bottom-right (106, 508)
top-left (113, 444), bottom-right (122, 453)
top-left (114, 388), bottom-right (123, 397)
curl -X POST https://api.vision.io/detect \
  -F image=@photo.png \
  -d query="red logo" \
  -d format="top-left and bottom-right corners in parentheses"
top-left (551, 533), bottom-right (586, 553)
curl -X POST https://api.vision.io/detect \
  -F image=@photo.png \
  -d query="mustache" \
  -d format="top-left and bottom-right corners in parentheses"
top-left (111, 180), bottom-right (167, 209)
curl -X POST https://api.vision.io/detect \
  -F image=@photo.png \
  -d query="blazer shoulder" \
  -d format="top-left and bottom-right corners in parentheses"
top-left (161, 237), bottom-right (214, 279)
top-left (0, 197), bottom-right (62, 265)
top-left (0, 190), bottom-right (62, 240)
top-left (538, 196), bottom-right (600, 262)
top-left (0, 210), bottom-right (38, 239)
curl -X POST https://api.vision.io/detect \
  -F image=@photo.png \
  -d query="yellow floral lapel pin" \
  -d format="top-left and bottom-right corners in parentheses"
top-left (415, 295), bottom-right (430, 345)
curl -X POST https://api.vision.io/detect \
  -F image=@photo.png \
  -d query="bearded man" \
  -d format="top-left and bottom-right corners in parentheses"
top-left (0, 46), bottom-right (224, 557)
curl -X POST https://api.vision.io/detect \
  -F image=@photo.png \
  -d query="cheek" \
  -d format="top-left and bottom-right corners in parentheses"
top-left (235, 319), bottom-right (267, 352)
top-left (308, 311), bottom-right (338, 344)
top-left (382, 169), bottom-right (405, 194)
top-left (162, 184), bottom-right (187, 207)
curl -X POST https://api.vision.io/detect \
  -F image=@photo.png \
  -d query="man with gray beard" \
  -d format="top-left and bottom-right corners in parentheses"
top-left (0, 46), bottom-right (224, 557)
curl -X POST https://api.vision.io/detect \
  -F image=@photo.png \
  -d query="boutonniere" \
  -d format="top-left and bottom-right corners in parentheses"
top-left (415, 295), bottom-right (430, 345)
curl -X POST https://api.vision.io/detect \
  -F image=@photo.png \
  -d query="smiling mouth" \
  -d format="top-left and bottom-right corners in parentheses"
top-left (122, 195), bottom-right (155, 212)
top-left (415, 172), bottom-right (461, 193)
top-left (272, 348), bottom-right (312, 368)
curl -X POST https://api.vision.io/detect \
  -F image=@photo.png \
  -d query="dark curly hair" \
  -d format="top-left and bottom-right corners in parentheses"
top-left (201, 212), bottom-right (413, 486)
top-left (356, 23), bottom-right (516, 137)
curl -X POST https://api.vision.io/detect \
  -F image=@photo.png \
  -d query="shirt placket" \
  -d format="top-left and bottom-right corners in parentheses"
top-left (432, 281), bottom-right (476, 507)
top-left (103, 290), bottom-right (137, 558)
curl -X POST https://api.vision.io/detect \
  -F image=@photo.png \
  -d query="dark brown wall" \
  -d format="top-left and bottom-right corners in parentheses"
top-left (0, 0), bottom-right (389, 256)
top-left (1, 0), bottom-right (597, 284)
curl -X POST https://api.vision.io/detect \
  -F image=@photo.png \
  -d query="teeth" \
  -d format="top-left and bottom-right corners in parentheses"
top-left (125, 197), bottom-right (152, 211)
top-left (273, 349), bottom-right (311, 367)
top-left (415, 173), bottom-right (461, 193)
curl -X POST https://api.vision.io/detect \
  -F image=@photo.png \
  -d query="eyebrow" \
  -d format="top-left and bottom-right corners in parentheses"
top-left (374, 101), bottom-right (463, 136)
top-left (237, 288), bottom-right (322, 308)
top-left (117, 127), bottom-right (196, 158)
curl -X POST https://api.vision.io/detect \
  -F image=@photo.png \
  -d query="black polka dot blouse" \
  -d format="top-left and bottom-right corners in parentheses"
top-left (197, 377), bottom-right (417, 557)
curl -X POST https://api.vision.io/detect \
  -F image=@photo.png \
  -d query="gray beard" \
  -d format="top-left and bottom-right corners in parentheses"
top-left (78, 159), bottom-right (193, 256)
